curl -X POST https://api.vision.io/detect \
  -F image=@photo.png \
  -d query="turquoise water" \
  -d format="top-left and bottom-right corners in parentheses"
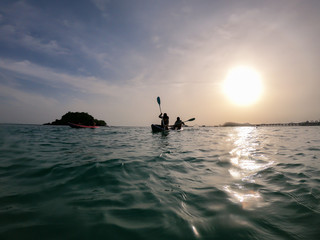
top-left (0, 124), bottom-right (319, 240)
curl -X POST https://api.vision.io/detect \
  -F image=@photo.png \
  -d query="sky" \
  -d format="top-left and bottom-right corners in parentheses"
top-left (1, 0), bottom-right (320, 126)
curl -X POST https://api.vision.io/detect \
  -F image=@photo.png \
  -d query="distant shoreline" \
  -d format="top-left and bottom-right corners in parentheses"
top-left (220, 120), bottom-right (320, 127)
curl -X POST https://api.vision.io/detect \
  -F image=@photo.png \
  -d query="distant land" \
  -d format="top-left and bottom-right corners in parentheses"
top-left (44, 112), bottom-right (107, 126)
top-left (221, 120), bottom-right (320, 127)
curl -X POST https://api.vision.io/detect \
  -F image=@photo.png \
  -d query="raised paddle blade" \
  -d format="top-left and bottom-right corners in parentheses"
top-left (185, 118), bottom-right (195, 122)
top-left (157, 96), bottom-right (162, 114)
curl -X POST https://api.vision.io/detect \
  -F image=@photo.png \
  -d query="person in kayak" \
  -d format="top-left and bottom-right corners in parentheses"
top-left (173, 117), bottom-right (184, 130)
top-left (159, 113), bottom-right (169, 130)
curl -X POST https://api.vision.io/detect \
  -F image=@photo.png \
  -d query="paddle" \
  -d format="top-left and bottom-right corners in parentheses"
top-left (157, 96), bottom-right (162, 114)
top-left (184, 118), bottom-right (195, 123)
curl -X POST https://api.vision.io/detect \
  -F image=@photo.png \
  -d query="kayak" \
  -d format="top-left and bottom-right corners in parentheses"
top-left (151, 124), bottom-right (169, 133)
top-left (170, 126), bottom-right (183, 131)
top-left (68, 122), bottom-right (99, 129)
top-left (151, 124), bottom-right (183, 133)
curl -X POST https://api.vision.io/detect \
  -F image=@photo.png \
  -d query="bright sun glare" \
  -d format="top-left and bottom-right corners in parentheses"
top-left (223, 66), bottom-right (263, 106)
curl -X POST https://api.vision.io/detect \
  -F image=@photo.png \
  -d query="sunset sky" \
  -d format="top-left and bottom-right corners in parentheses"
top-left (1, 0), bottom-right (320, 126)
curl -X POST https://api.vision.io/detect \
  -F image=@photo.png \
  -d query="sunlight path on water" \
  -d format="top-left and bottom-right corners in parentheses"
top-left (224, 127), bottom-right (274, 210)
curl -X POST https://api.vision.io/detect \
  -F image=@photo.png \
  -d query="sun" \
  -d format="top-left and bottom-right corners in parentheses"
top-left (223, 66), bottom-right (263, 106)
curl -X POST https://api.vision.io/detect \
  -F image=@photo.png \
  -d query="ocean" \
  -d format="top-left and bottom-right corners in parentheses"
top-left (0, 124), bottom-right (319, 240)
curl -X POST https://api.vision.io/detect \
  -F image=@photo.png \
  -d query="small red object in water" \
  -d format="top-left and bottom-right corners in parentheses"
top-left (68, 123), bottom-right (99, 129)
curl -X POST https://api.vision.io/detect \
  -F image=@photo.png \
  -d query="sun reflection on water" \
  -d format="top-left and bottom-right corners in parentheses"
top-left (223, 185), bottom-right (262, 209)
top-left (191, 224), bottom-right (200, 238)
top-left (224, 127), bottom-right (273, 209)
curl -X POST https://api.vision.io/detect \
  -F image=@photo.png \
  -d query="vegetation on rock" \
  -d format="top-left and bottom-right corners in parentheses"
top-left (45, 112), bottom-right (107, 126)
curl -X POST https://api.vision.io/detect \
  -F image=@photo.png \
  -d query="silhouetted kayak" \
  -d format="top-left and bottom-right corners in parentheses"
top-left (151, 124), bottom-right (183, 133)
top-left (151, 124), bottom-right (169, 133)
top-left (68, 123), bottom-right (99, 129)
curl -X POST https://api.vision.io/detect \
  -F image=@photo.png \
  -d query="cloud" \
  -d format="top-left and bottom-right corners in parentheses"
top-left (91, 0), bottom-right (110, 17)
top-left (0, 23), bottom-right (69, 55)
top-left (0, 82), bottom-right (60, 124)
top-left (0, 59), bottom-right (118, 95)
top-left (0, 1), bottom-right (70, 56)
top-left (75, 40), bottom-right (112, 71)
top-left (21, 34), bottom-right (69, 55)
top-left (0, 82), bottom-right (58, 106)
top-left (152, 35), bottom-right (162, 49)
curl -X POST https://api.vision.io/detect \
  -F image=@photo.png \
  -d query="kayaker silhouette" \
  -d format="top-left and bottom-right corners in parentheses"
top-left (173, 117), bottom-right (184, 130)
top-left (159, 113), bottom-right (169, 130)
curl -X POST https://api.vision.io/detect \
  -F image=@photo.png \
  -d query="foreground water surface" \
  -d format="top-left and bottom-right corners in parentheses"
top-left (0, 124), bottom-right (319, 239)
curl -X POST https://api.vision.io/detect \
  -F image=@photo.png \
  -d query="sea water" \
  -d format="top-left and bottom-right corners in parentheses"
top-left (0, 124), bottom-right (319, 240)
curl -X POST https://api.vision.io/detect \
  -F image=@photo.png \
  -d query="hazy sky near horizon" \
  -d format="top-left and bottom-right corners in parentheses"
top-left (1, 0), bottom-right (320, 126)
